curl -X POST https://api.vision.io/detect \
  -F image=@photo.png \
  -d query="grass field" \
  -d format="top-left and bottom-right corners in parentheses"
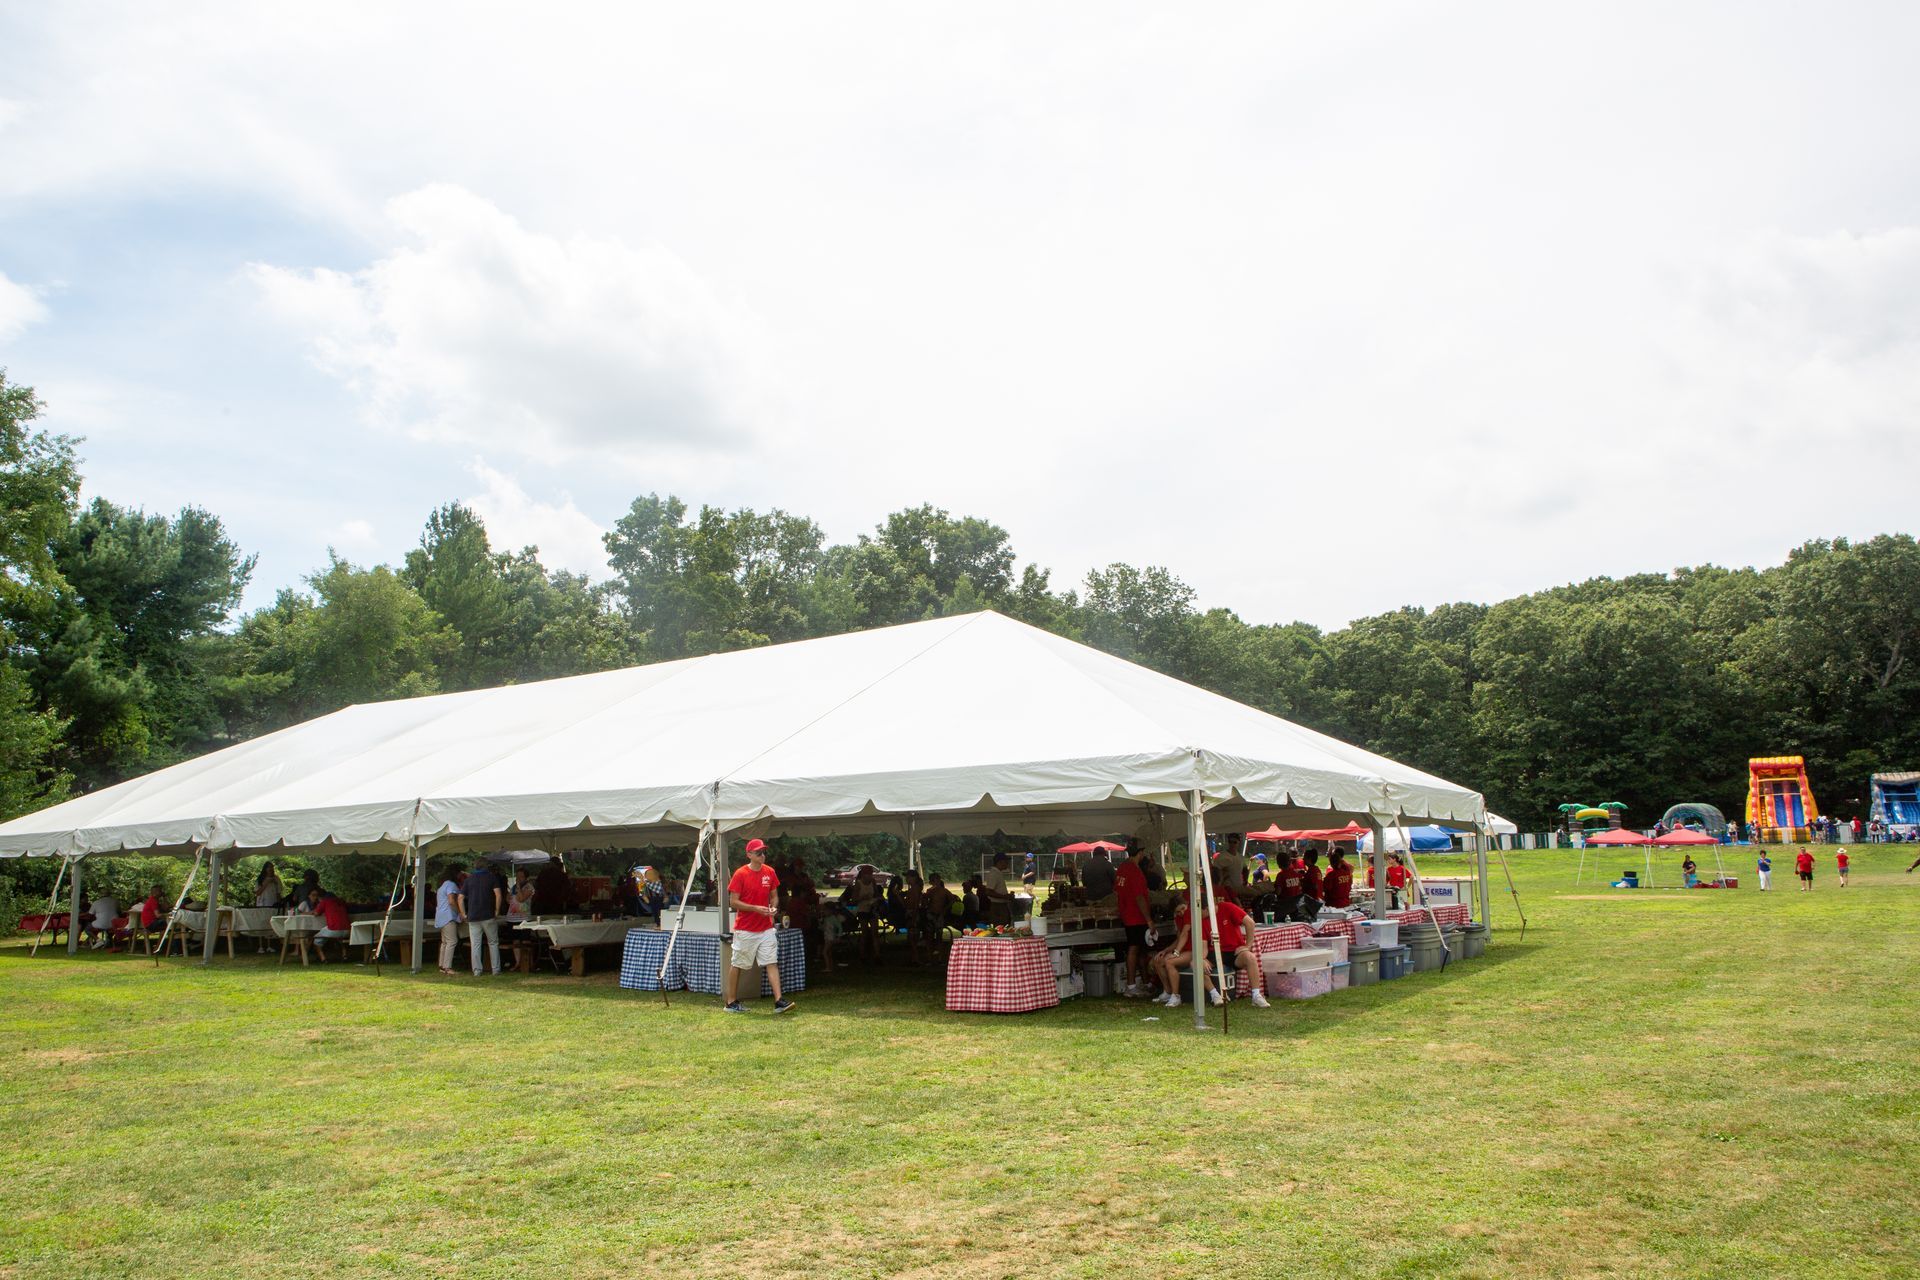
top-left (3, 845), bottom-right (1917, 1279)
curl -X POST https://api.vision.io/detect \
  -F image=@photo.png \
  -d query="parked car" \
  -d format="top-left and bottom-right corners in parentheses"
top-left (830, 863), bottom-right (894, 888)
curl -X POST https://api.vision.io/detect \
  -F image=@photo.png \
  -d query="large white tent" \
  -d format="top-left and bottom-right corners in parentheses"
top-left (2, 611), bottom-right (1494, 1025)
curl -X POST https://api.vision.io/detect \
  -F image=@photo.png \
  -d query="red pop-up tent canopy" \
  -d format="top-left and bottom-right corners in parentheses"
top-left (1585, 829), bottom-right (1650, 846)
top-left (1244, 822), bottom-right (1367, 843)
top-left (1652, 828), bottom-right (1717, 845)
top-left (1058, 840), bottom-right (1128, 855)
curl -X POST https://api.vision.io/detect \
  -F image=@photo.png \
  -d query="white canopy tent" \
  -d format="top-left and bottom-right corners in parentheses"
top-left (1, 611), bottom-right (1495, 1027)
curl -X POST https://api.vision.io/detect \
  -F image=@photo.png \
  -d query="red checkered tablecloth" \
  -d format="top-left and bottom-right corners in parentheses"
top-left (1391, 905), bottom-right (1471, 928)
top-left (1315, 919), bottom-right (1357, 941)
top-left (945, 937), bottom-right (1060, 1014)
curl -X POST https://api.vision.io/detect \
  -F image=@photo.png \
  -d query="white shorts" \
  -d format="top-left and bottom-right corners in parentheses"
top-left (729, 927), bottom-right (779, 969)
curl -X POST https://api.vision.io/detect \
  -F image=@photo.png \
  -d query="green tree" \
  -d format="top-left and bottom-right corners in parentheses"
top-left (12, 500), bottom-right (253, 785)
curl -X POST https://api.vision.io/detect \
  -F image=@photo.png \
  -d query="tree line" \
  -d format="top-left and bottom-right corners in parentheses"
top-left (5, 367), bottom-right (1919, 855)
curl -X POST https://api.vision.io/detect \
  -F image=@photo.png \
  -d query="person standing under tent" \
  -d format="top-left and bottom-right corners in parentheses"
top-left (980, 852), bottom-right (1015, 924)
top-left (1212, 833), bottom-right (1247, 901)
top-left (1300, 850), bottom-right (1325, 917)
top-left (533, 855), bottom-right (570, 916)
top-left (434, 868), bottom-right (464, 975)
top-left (1836, 848), bottom-right (1850, 887)
top-left (465, 859), bottom-right (504, 976)
top-left (1322, 850), bottom-right (1354, 909)
top-left (255, 862), bottom-right (285, 910)
top-left (1113, 842), bottom-right (1153, 997)
top-left (1080, 848), bottom-right (1116, 902)
top-left (1795, 847), bottom-right (1815, 891)
top-left (1275, 852), bottom-right (1307, 922)
top-left (1756, 850), bottom-right (1772, 891)
top-left (723, 839), bottom-right (793, 1015)
top-left (1386, 854), bottom-right (1410, 909)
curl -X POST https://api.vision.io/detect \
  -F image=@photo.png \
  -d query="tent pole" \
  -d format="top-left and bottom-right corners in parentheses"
top-left (908, 815), bottom-right (919, 876)
top-left (1185, 792), bottom-right (1207, 1031)
top-left (150, 846), bottom-right (207, 965)
top-left (1370, 820), bottom-right (1388, 920)
top-left (199, 851), bottom-right (222, 966)
top-left (66, 856), bottom-right (83, 956)
top-left (409, 846), bottom-right (428, 974)
top-left (1193, 798), bottom-right (1228, 1035)
top-left (1575, 840), bottom-right (1587, 887)
top-left (1476, 826), bottom-right (1491, 928)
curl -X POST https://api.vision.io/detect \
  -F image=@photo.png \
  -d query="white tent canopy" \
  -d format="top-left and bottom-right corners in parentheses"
top-left (0, 611), bottom-right (1486, 860)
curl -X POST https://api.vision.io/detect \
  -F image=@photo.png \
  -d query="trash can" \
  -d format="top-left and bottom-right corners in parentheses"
top-left (1378, 945), bottom-right (1412, 980)
top-left (1348, 944), bottom-right (1381, 986)
top-left (1461, 924), bottom-right (1488, 959)
top-left (1404, 924), bottom-right (1446, 973)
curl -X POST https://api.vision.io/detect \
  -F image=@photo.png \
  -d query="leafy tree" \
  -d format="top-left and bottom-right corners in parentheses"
top-left (10, 500), bottom-right (252, 785)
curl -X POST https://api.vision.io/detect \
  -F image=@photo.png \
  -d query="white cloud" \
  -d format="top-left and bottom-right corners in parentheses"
top-left (0, 271), bottom-right (48, 342)
top-left (248, 184), bottom-right (760, 467)
top-left (464, 460), bottom-right (610, 579)
top-left (331, 518), bottom-right (378, 552)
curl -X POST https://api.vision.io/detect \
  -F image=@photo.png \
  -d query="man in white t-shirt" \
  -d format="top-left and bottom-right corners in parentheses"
top-left (86, 894), bottom-right (120, 948)
top-left (433, 872), bottom-right (464, 975)
top-left (979, 852), bottom-right (1013, 923)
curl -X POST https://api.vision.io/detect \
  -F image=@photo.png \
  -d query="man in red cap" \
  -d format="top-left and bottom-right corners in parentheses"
top-left (723, 838), bottom-right (793, 1014)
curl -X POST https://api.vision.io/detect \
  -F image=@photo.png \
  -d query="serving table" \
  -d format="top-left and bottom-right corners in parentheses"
top-left (944, 936), bottom-right (1058, 1014)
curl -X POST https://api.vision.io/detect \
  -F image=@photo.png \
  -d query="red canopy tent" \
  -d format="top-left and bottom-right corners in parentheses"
top-left (1244, 822), bottom-right (1367, 843)
top-left (1652, 828), bottom-right (1717, 845)
top-left (1584, 829), bottom-right (1649, 846)
top-left (1057, 840), bottom-right (1128, 855)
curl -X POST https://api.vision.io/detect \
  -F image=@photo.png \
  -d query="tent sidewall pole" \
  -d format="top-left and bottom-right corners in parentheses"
top-left (66, 856), bottom-right (83, 956)
top-left (1477, 830), bottom-right (1490, 931)
top-left (1370, 821), bottom-right (1388, 920)
top-left (409, 843), bottom-right (428, 974)
top-left (1186, 793), bottom-right (1207, 1031)
top-left (200, 851), bottom-right (222, 966)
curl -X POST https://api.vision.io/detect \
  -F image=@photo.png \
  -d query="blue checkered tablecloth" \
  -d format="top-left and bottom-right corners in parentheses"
top-left (620, 927), bottom-right (806, 996)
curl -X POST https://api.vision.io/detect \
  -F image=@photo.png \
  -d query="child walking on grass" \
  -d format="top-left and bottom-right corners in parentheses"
top-left (1836, 848), bottom-right (1849, 887)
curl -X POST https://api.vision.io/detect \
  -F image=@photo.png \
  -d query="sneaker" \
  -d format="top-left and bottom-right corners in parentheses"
top-left (1250, 991), bottom-right (1271, 1008)
top-left (1152, 992), bottom-right (1172, 1005)
top-left (1208, 987), bottom-right (1224, 1007)
top-left (773, 998), bottom-right (796, 1014)
top-left (1163, 994), bottom-right (1182, 1008)
top-left (722, 1001), bottom-right (745, 1014)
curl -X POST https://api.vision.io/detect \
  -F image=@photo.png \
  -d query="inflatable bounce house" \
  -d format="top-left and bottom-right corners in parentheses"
top-left (1557, 801), bottom-right (1626, 844)
top-left (1746, 756), bottom-right (1819, 840)
top-left (1870, 772), bottom-right (1920, 827)
top-left (1659, 803), bottom-right (1729, 838)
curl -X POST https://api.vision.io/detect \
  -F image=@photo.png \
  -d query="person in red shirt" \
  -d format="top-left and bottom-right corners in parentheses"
top-left (1321, 851), bottom-right (1354, 909)
top-left (1151, 896), bottom-right (1268, 1008)
top-left (1112, 842), bottom-right (1154, 997)
top-left (1835, 847), bottom-right (1849, 887)
top-left (723, 839), bottom-right (793, 1014)
top-left (1795, 847), bottom-right (1815, 891)
top-left (1386, 855), bottom-right (1411, 909)
top-left (1301, 851), bottom-right (1324, 912)
top-left (1276, 850), bottom-right (1308, 922)
top-left (311, 889), bottom-right (351, 962)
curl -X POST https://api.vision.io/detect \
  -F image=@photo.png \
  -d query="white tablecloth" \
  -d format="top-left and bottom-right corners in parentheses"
top-left (172, 906), bottom-right (275, 935)
top-left (518, 918), bottom-right (652, 949)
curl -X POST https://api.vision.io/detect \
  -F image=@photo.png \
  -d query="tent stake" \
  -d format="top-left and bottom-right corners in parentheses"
top-left (28, 854), bottom-right (74, 958)
top-left (1493, 842), bottom-right (1527, 941)
top-left (150, 846), bottom-right (207, 965)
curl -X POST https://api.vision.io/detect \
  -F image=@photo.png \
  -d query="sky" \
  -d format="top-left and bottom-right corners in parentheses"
top-left (1, 2), bottom-right (1916, 630)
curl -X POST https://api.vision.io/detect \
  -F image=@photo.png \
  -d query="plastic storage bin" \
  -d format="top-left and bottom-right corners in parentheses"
top-left (1378, 944), bottom-right (1412, 980)
top-left (1309, 933), bottom-right (1350, 963)
top-left (1330, 960), bottom-right (1351, 990)
top-left (1347, 944), bottom-right (1381, 986)
top-left (1461, 924), bottom-right (1488, 959)
top-left (1354, 919), bottom-right (1399, 950)
top-left (1269, 965), bottom-right (1333, 999)
top-left (1405, 926), bottom-right (1446, 973)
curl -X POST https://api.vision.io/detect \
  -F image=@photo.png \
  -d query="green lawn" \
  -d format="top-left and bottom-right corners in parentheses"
top-left (3, 845), bottom-right (1917, 1279)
